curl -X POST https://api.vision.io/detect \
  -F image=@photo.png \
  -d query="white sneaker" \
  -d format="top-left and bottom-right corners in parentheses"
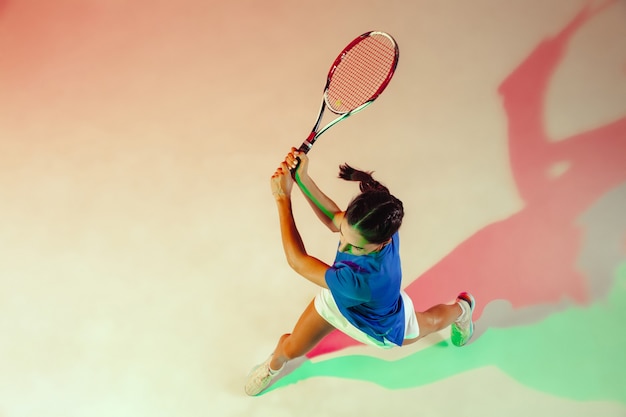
top-left (451, 292), bottom-right (475, 347)
top-left (244, 354), bottom-right (284, 396)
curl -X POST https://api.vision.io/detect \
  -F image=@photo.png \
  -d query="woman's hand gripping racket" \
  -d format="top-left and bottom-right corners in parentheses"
top-left (291, 31), bottom-right (399, 173)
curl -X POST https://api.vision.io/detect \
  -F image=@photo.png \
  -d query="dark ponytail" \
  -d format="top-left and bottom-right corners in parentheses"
top-left (338, 164), bottom-right (389, 193)
top-left (339, 164), bottom-right (404, 244)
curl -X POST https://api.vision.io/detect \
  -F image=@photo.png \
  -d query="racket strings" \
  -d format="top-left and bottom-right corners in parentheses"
top-left (326, 34), bottom-right (397, 113)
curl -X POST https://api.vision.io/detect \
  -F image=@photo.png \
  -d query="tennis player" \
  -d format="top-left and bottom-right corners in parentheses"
top-left (245, 148), bottom-right (475, 396)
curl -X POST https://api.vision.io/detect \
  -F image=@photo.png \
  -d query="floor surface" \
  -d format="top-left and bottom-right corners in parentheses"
top-left (1, 0), bottom-right (625, 416)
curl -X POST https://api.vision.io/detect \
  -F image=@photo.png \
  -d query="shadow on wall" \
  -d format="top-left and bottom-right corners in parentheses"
top-left (307, 0), bottom-right (626, 358)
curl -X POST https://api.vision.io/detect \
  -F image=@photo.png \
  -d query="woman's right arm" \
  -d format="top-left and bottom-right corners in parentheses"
top-left (284, 148), bottom-right (342, 232)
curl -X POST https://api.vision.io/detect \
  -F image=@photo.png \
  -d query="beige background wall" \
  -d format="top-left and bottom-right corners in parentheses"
top-left (0, 0), bottom-right (625, 416)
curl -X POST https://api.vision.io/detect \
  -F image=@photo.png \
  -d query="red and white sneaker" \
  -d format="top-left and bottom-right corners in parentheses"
top-left (451, 292), bottom-right (475, 347)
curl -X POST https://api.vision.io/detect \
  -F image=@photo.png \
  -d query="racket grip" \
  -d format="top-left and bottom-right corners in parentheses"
top-left (291, 136), bottom-right (314, 177)
top-left (289, 144), bottom-right (308, 177)
top-left (290, 156), bottom-right (301, 178)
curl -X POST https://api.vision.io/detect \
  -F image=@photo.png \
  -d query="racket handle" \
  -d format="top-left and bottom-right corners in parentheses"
top-left (290, 143), bottom-right (308, 177)
top-left (290, 156), bottom-right (302, 177)
top-left (291, 134), bottom-right (315, 176)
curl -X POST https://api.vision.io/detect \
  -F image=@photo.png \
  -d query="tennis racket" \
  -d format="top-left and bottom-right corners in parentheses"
top-left (293, 31), bottom-right (399, 163)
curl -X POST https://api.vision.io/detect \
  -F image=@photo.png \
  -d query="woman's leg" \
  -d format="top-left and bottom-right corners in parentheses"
top-left (269, 298), bottom-right (335, 370)
top-left (402, 302), bottom-right (462, 346)
top-left (245, 298), bottom-right (336, 396)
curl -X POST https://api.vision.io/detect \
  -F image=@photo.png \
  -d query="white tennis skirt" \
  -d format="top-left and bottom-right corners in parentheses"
top-left (314, 288), bottom-right (420, 349)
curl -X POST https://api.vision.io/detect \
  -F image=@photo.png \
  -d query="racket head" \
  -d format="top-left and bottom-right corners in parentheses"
top-left (324, 31), bottom-right (399, 114)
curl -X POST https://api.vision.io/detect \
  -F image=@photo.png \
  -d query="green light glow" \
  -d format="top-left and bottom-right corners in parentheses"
top-left (295, 170), bottom-right (334, 220)
top-left (266, 262), bottom-right (626, 403)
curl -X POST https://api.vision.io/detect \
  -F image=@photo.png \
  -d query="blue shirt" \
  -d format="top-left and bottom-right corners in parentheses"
top-left (324, 232), bottom-right (405, 345)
